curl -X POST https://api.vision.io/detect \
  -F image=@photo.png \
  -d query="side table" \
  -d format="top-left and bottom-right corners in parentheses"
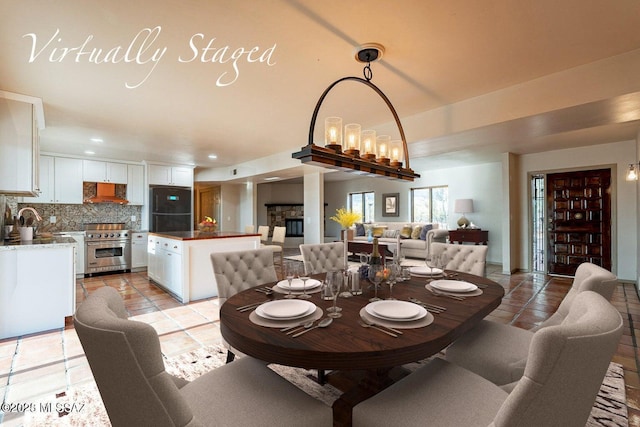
top-left (448, 229), bottom-right (488, 245)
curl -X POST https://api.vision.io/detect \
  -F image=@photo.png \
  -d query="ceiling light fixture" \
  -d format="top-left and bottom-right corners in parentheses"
top-left (264, 176), bottom-right (280, 181)
top-left (208, 154), bottom-right (218, 159)
top-left (626, 163), bottom-right (639, 181)
top-left (90, 137), bottom-right (103, 143)
top-left (292, 43), bottom-right (420, 181)
top-left (84, 150), bottom-right (95, 155)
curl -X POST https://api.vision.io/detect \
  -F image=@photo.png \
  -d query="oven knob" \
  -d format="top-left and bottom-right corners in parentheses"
top-left (110, 233), bottom-right (115, 238)
top-left (87, 233), bottom-right (93, 238)
top-left (96, 234), bottom-right (101, 238)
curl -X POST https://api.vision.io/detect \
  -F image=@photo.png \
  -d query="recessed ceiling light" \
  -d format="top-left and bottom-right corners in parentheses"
top-left (84, 150), bottom-right (95, 155)
top-left (90, 137), bottom-right (103, 143)
top-left (264, 176), bottom-right (280, 181)
top-left (208, 154), bottom-right (218, 159)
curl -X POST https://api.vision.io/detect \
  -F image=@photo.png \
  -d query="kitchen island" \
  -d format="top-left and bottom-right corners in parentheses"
top-left (147, 231), bottom-right (261, 303)
top-left (0, 237), bottom-right (76, 339)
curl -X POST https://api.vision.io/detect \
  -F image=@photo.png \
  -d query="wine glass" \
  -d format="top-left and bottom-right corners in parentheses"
top-left (325, 270), bottom-right (343, 318)
top-left (339, 269), bottom-right (353, 298)
top-left (368, 264), bottom-right (384, 302)
top-left (298, 272), bottom-right (311, 299)
top-left (284, 262), bottom-right (298, 299)
top-left (386, 262), bottom-right (398, 300)
top-left (438, 254), bottom-right (449, 278)
top-left (426, 254), bottom-right (440, 281)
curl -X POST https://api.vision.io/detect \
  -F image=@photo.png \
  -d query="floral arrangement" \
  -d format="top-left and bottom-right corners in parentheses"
top-left (330, 207), bottom-right (361, 229)
top-left (198, 216), bottom-right (217, 231)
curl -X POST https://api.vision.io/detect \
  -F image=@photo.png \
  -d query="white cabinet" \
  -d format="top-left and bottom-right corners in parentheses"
top-left (82, 160), bottom-right (127, 184)
top-left (131, 232), bottom-right (148, 271)
top-left (22, 156), bottom-right (83, 204)
top-left (148, 164), bottom-right (193, 187)
top-left (126, 164), bottom-right (145, 205)
top-left (147, 236), bottom-right (185, 300)
top-left (0, 93), bottom-right (41, 196)
top-left (0, 244), bottom-right (75, 339)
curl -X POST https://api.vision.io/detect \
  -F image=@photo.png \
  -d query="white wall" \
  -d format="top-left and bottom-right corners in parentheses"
top-left (256, 182), bottom-right (304, 227)
top-left (220, 184), bottom-right (241, 232)
top-left (518, 139), bottom-right (637, 280)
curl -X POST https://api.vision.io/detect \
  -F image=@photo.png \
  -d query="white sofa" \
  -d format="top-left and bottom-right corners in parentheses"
top-left (350, 222), bottom-right (449, 259)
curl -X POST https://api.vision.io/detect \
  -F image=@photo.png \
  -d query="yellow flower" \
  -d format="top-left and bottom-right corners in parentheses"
top-left (201, 216), bottom-right (216, 225)
top-left (330, 208), bottom-right (361, 229)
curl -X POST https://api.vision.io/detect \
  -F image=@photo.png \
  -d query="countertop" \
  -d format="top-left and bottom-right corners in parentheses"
top-left (149, 231), bottom-right (261, 241)
top-left (0, 236), bottom-right (77, 250)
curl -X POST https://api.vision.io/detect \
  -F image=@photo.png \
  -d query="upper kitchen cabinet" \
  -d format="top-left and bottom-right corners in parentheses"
top-left (0, 91), bottom-right (45, 196)
top-left (126, 164), bottom-right (145, 205)
top-left (148, 164), bottom-right (193, 187)
top-left (82, 160), bottom-right (128, 184)
top-left (22, 156), bottom-right (83, 204)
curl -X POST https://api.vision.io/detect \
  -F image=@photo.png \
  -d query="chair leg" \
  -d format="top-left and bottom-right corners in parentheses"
top-left (226, 350), bottom-right (235, 363)
top-left (317, 369), bottom-right (326, 385)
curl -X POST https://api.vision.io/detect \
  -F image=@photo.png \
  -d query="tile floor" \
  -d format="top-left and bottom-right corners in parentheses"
top-left (0, 262), bottom-right (639, 426)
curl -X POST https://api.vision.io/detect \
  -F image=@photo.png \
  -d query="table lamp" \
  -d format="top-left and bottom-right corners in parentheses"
top-left (454, 199), bottom-right (474, 228)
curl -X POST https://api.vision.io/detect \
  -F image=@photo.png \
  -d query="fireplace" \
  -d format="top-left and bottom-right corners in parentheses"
top-left (285, 218), bottom-right (304, 237)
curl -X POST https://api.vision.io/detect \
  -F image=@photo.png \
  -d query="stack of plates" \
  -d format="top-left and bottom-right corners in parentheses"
top-left (365, 300), bottom-right (427, 322)
top-left (429, 280), bottom-right (478, 293)
top-left (255, 300), bottom-right (317, 321)
top-left (409, 266), bottom-right (443, 277)
top-left (275, 278), bottom-right (322, 292)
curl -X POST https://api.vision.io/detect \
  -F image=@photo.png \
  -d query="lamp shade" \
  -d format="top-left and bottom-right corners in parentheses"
top-left (454, 199), bottom-right (474, 214)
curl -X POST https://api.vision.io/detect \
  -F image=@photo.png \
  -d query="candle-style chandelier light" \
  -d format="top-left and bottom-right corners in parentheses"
top-left (292, 43), bottom-right (420, 181)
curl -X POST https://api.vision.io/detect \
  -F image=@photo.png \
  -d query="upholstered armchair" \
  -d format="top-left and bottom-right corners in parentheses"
top-left (74, 287), bottom-right (332, 427)
top-left (299, 242), bottom-right (345, 275)
top-left (445, 262), bottom-right (618, 386)
top-left (353, 291), bottom-right (623, 427)
top-left (210, 248), bottom-right (278, 362)
top-left (430, 242), bottom-right (488, 276)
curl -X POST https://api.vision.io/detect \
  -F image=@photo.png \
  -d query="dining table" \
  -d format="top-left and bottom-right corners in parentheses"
top-left (219, 269), bottom-right (504, 426)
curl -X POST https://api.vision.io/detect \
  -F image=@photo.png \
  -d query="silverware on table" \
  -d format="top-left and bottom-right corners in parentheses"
top-left (236, 301), bottom-right (267, 312)
top-left (254, 287), bottom-right (274, 295)
top-left (284, 320), bottom-right (315, 335)
top-left (408, 298), bottom-right (446, 313)
top-left (358, 320), bottom-right (398, 337)
top-left (427, 287), bottom-right (466, 301)
top-left (291, 318), bottom-right (332, 337)
top-left (361, 318), bottom-right (403, 335)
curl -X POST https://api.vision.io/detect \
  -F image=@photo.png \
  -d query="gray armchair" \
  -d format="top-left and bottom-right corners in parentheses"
top-left (74, 287), bottom-right (332, 427)
top-left (299, 242), bottom-right (345, 275)
top-left (353, 291), bottom-right (623, 427)
top-left (211, 248), bottom-right (278, 362)
top-left (444, 262), bottom-right (618, 385)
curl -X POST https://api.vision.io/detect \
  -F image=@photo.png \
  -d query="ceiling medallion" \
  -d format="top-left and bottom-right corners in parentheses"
top-left (292, 43), bottom-right (420, 181)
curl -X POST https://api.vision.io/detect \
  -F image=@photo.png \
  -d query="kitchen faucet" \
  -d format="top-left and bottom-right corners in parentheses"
top-left (17, 207), bottom-right (43, 222)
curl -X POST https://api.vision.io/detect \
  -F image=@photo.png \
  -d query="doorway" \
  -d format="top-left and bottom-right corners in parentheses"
top-left (545, 169), bottom-right (612, 276)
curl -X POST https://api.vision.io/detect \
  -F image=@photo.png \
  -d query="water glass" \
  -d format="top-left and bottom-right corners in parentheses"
top-left (284, 262), bottom-right (299, 299)
top-left (325, 270), bottom-right (343, 318)
top-left (348, 270), bottom-right (362, 295)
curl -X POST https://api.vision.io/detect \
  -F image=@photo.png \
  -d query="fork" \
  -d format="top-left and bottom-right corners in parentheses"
top-left (427, 287), bottom-right (465, 301)
top-left (408, 298), bottom-right (446, 313)
top-left (358, 320), bottom-right (398, 337)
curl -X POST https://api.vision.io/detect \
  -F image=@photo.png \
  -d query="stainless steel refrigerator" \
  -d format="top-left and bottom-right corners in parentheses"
top-left (149, 186), bottom-right (192, 232)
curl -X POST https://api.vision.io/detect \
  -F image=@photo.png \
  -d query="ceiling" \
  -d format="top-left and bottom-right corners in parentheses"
top-left (2, 0), bottom-right (640, 182)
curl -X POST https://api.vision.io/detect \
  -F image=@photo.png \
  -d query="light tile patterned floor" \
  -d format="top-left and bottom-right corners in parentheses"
top-left (0, 264), bottom-right (639, 426)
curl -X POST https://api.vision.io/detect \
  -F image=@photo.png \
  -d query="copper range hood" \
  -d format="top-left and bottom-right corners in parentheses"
top-left (84, 183), bottom-right (129, 205)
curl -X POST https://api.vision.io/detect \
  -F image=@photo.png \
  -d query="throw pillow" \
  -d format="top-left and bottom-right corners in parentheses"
top-left (411, 225), bottom-right (422, 239)
top-left (419, 224), bottom-right (434, 240)
top-left (372, 226), bottom-right (386, 238)
top-left (355, 223), bottom-right (365, 237)
top-left (399, 225), bottom-right (412, 239)
top-left (383, 229), bottom-right (399, 239)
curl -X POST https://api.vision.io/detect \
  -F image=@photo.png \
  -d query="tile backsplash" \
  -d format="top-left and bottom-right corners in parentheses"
top-left (6, 196), bottom-right (142, 232)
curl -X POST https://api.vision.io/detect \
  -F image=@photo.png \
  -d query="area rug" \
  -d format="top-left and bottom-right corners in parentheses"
top-left (24, 345), bottom-right (627, 426)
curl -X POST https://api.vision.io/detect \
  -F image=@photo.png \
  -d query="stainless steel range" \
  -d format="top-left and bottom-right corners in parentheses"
top-left (84, 223), bottom-right (131, 275)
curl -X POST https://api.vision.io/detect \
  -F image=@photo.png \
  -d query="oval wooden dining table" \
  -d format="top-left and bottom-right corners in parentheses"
top-left (220, 271), bottom-right (504, 426)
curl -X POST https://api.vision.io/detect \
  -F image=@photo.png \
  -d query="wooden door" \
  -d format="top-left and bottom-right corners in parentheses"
top-left (546, 169), bottom-right (611, 276)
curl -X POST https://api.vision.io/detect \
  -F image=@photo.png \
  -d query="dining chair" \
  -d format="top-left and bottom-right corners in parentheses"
top-left (263, 225), bottom-right (286, 275)
top-left (430, 242), bottom-right (488, 276)
top-left (299, 242), bottom-right (345, 275)
top-left (244, 224), bottom-right (255, 233)
top-left (353, 291), bottom-right (623, 427)
top-left (75, 287), bottom-right (332, 427)
top-left (210, 248), bottom-right (278, 362)
top-left (444, 262), bottom-right (618, 386)
top-left (257, 225), bottom-right (270, 244)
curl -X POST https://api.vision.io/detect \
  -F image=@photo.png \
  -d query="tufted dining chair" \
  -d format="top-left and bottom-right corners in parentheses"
top-left (353, 291), bottom-right (623, 427)
top-left (299, 242), bottom-right (345, 275)
top-left (430, 242), bottom-right (488, 277)
top-left (75, 287), bottom-right (332, 427)
top-left (211, 248), bottom-right (278, 362)
top-left (444, 262), bottom-right (618, 386)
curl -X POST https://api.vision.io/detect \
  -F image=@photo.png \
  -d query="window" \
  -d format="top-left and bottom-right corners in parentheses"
top-left (348, 192), bottom-right (375, 223)
top-left (411, 186), bottom-right (449, 226)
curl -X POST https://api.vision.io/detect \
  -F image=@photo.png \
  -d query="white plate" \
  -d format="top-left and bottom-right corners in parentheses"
top-left (430, 280), bottom-right (478, 293)
top-left (365, 300), bottom-right (427, 322)
top-left (410, 266), bottom-right (443, 276)
top-left (276, 278), bottom-right (322, 291)
top-left (255, 300), bottom-right (316, 320)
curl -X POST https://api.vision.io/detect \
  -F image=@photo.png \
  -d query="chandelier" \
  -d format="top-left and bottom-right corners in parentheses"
top-left (292, 43), bottom-right (420, 181)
